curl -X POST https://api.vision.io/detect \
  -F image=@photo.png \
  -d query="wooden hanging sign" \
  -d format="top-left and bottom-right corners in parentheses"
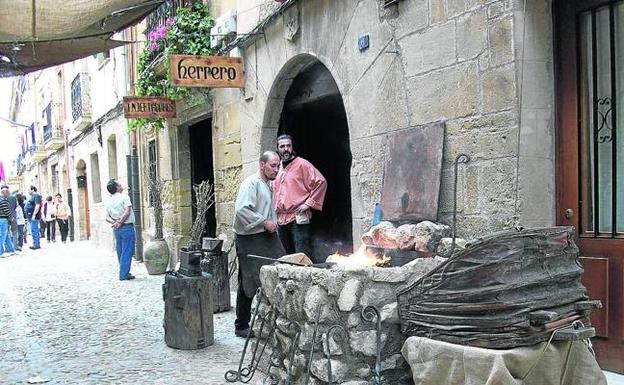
top-left (169, 55), bottom-right (244, 88)
top-left (123, 97), bottom-right (176, 119)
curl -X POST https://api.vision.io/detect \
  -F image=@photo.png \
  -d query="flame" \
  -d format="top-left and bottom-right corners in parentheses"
top-left (326, 244), bottom-right (391, 268)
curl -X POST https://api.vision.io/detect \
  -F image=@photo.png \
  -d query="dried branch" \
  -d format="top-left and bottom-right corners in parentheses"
top-left (144, 161), bottom-right (165, 239)
top-left (188, 180), bottom-right (215, 248)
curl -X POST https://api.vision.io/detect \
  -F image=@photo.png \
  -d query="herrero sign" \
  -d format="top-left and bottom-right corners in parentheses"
top-left (123, 97), bottom-right (176, 119)
top-left (169, 55), bottom-right (244, 88)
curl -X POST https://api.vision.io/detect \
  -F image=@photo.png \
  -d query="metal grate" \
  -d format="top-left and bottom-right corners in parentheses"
top-left (144, 0), bottom-right (191, 65)
top-left (70, 74), bottom-right (82, 123)
top-left (578, 1), bottom-right (623, 237)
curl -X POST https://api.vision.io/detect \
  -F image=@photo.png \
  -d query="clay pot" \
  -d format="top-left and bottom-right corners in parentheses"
top-left (143, 238), bottom-right (170, 275)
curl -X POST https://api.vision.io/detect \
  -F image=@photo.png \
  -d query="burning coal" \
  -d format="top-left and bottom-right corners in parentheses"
top-left (326, 244), bottom-right (391, 268)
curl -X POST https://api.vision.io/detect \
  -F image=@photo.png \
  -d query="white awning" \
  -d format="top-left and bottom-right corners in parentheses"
top-left (0, 0), bottom-right (163, 76)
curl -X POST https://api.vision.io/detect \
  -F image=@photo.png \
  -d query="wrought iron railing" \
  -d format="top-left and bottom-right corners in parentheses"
top-left (144, 0), bottom-right (190, 65)
top-left (43, 124), bottom-right (52, 143)
top-left (71, 74), bottom-right (83, 122)
top-left (16, 154), bottom-right (24, 173)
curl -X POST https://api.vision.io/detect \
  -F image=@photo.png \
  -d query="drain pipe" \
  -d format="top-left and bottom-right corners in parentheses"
top-left (128, 132), bottom-right (143, 261)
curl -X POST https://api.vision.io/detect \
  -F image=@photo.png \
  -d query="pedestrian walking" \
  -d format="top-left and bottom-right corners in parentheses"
top-left (26, 185), bottom-right (42, 249)
top-left (6, 189), bottom-right (18, 250)
top-left (16, 194), bottom-right (26, 249)
top-left (0, 185), bottom-right (16, 257)
top-left (105, 179), bottom-right (136, 281)
top-left (233, 151), bottom-right (285, 338)
top-left (44, 195), bottom-right (57, 242)
top-left (273, 134), bottom-right (327, 261)
top-left (40, 198), bottom-right (48, 240)
top-left (55, 193), bottom-right (71, 243)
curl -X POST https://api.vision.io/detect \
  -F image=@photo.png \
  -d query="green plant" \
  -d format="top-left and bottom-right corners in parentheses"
top-left (129, 1), bottom-right (215, 132)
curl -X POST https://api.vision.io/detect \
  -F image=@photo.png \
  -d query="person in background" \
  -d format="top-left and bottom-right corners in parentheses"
top-left (40, 196), bottom-right (48, 240)
top-left (0, 185), bottom-right (16, 257)
top-left (16, 194), bottom-right (26, 249)
top-left (105, 179), bottom-right (136, 281)
top-left (55, 193), bottom-right (71, 243)
top-left (27, 185), bottom-right (42, 250)
top-left (273, 134), bottom-right (327, 262)
top-left (44, 195), bottom-right (57, 242)
top-left (232, 151), bottom-right (285, 338)
top-left (6, 189), bottom-right (18, 250)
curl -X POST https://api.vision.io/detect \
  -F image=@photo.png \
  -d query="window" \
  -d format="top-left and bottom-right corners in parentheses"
top-left (90, 152), bottom-right (102, 203)
top-left (107, 135), bottom-right (118, 180)
top-left (51, 164), bottom-right (59, 194)
top-left (578, 2), bottom-right (624, 235)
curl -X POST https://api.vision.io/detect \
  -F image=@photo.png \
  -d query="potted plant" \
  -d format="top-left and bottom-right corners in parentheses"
top-left (143, 161), bottom-right (170, 274)
top-left (178, 181), bottom-right (214, 276)
top-left (128, 1), bottom-right (215, 133)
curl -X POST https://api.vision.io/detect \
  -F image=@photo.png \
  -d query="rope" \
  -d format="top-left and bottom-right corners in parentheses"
top-left (521, 320), bottom-right (588, 382)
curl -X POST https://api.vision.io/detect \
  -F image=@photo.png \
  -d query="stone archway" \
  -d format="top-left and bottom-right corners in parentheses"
top-left (75, 159), bottom-right (90, 240)
top-left (261, 54), bottom-right (353, 257)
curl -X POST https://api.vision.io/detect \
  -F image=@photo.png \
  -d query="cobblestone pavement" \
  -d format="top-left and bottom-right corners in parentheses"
top-left (0, 241), bottom-right (246, 385)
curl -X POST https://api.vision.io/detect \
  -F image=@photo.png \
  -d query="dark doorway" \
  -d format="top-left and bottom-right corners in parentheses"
top-left (189, 118), bottom-right (216, 238)
top-left (279, 62), bottom-right (353, 259)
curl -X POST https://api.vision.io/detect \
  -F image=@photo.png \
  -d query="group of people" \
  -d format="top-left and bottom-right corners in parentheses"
top-left (0, 185), bottom-right (72, 257)
top-left (233, 134), bottom-right (327, 337)
top-left (101, 134), bottom-right (326, 337)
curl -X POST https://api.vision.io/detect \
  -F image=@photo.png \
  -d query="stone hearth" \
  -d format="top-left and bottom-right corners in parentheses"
top-left (253, 258), bottom-right (444, 384)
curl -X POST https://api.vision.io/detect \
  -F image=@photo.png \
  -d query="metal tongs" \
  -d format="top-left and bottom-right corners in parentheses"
top-left (247, 254), bottom-right (334, 269)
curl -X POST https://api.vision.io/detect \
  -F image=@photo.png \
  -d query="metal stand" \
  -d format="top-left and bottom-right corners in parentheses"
top-left (362, 305), bottom-right (382, 385)
top-left (324, 325), bottom-right (347, 385)
top-left (442, 153), bottom-right (470, 258)
top-left (225, 289), bottom-right (277, 383)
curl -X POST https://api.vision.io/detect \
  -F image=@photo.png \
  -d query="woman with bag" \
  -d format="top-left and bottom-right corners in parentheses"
top-left (44, 195), bottom-right (57, 242)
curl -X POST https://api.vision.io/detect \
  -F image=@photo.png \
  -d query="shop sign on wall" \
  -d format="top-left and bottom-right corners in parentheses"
top-left (168, 55), bottom-right (244, 88)
top-left (123, 97), bottom-right (176, 119)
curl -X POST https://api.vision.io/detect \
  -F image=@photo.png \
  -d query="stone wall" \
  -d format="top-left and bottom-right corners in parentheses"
top-left (255, 258), bottom-right (444, 384)
top-left (210, 0), bottom-right (556, 247)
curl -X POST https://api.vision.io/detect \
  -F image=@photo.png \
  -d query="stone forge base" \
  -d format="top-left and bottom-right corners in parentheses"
top-left (255, 258), bottom-right (443, 385)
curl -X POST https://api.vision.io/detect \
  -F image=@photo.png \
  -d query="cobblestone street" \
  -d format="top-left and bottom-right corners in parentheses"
top-left (0, 241), bottom-right (244, 385)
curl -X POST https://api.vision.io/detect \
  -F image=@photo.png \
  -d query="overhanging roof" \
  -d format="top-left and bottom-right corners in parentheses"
top-left (0, 0), bottom-right (163, 77)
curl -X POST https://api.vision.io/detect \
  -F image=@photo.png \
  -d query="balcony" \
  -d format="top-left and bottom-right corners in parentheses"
top-left (44, 126), bottom-right (65, 151)
top-left (70, 73), bottom-right (92, 131)
top-left (144, 0), bottom-right (190, 68)
top-left (15, 154), bottom-right (25, 175)
top-left (31, 145), bottom-right (48, 163)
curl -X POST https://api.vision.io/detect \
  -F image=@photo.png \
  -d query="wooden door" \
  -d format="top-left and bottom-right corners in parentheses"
top-left (555, 0), bottom-right (624, 373)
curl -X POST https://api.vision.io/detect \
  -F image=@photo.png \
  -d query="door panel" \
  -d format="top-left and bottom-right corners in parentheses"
top-left (580, 256), bottom-right (609, 337)
top-left (555, 0), bottom-right (624, 373)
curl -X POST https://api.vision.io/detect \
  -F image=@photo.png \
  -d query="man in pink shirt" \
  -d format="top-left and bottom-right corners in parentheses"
top-left (273, 134), bottom-right (327, 262)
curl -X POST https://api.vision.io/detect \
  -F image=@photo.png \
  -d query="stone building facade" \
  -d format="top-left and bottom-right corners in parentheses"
top-left (204, 0), bottom-right (554, 245)
top-left (10, 41), bottom-right (133, 251)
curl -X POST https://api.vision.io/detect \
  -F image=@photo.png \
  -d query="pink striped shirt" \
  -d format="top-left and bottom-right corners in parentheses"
top-left (273, 157), bottom-right (327, 225)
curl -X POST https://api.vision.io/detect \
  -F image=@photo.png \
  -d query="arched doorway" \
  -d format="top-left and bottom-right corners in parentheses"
top-left (75, 159), bottom-right (90, 240)
top-left (263, 56), bottom-right (353, 258)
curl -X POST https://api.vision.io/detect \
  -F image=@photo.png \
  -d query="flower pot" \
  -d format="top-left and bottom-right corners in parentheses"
top-left (143, 238), bottom-right (170, 275)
